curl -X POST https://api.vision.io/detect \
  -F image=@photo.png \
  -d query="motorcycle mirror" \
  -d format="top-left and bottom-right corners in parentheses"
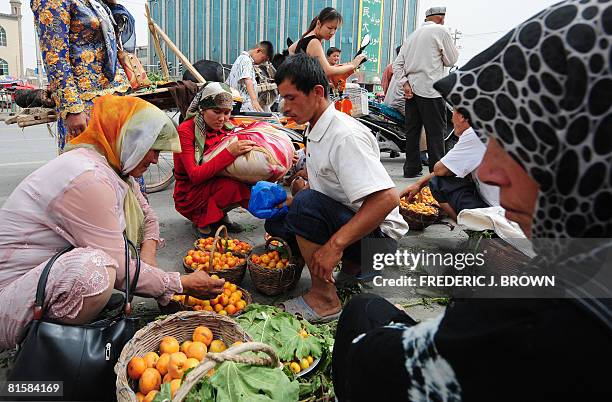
top-left (360, 34), bottom-right (371, 49)
top-left (355, 34), bottom-right (372, 59)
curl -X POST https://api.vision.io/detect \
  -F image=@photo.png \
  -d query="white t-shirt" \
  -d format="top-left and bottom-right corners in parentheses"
top-left (226, 51), bottom-right (256, 111)
top-left (305, 104), bottom-right (409, 240)
top-left (395, 21), bottom-right (459, 98)
top-left (440, 127), bottom-right (500, 207)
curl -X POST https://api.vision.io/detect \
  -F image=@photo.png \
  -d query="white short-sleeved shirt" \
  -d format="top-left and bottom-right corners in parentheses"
top-left (397, 21), bottom-right (459, 98)
top-left (440, 127), bottom-right (500, 207)
top-left (305, 104), bottom-right (409, 240)
top-left (226, 51), bottom-right (256, 111)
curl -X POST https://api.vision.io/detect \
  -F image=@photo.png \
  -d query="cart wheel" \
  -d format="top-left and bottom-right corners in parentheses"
top-left (145, 151), bottom-right (175, 193)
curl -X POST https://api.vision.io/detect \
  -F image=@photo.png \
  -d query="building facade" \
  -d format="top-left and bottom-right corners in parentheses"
top-left (148, 0), bottom-right (418, 80)
top-left (0, 0), bottom-right (24, 77)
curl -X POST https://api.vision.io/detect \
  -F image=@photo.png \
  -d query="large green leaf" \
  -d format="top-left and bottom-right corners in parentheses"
top-left (210, 361), bottom-right (299, 402)
top-left (237, 305), bottom-right (325, 362)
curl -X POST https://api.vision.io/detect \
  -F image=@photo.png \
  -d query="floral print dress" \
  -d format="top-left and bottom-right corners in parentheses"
top-left (32, 0), bottom-right (130, 151)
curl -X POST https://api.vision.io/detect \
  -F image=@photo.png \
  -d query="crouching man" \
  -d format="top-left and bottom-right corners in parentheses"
top-left (401, 108), bottom-right (500, 220)
top-left (265, 54), bottom-right (409, 322)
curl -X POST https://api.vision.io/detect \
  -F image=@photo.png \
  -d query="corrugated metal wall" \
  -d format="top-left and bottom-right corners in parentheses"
top-left (148, 0), bottom-right (418, 78)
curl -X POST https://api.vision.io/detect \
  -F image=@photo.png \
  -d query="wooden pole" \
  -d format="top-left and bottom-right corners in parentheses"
top-left (145, 4), bottom-right (170, 81)
top-left (151, 22), bottom-right (206, 84)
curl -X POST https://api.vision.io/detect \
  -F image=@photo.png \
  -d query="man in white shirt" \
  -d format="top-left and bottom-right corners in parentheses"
top-left (265, 54), bottom-right (409, 322)
top-left (393, 7), bottom-right (459, 178)
top-left (225, 41), bottom-right (273, 112)
top-left (401, 109), bottom-right (500, 221)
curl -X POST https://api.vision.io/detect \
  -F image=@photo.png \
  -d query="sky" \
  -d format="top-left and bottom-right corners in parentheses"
top-left (3, 0), bottom-right (561, 72)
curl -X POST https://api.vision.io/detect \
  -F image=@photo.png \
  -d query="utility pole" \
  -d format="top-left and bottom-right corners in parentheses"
top-left (452, 29), bottom-right (462, 45)
top-left (35, 35), bottom-right (44, 88)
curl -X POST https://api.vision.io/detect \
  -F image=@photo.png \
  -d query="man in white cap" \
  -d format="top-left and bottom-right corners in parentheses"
top-left (390, 6), bottom-right (459, 178)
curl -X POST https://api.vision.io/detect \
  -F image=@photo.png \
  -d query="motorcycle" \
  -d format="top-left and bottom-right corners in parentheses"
top-left (357, 100), bottom-right (458, 159)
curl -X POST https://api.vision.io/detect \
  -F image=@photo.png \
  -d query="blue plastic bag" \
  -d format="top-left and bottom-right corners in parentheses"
top-left (248, 181), bottom-right (289, 219)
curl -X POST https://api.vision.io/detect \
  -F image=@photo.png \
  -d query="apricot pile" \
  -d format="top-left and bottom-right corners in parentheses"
top-left (184, 250), bottom-right (246, 272)
top-left (195, 236), bottom-right (252, 255)
top-left (400, 186), bottom-right (440, 216)
top-left (171, 277), bottom-right (248, 316)
top-left (250, 250), bottom-right (290, 270)
top-left (127, 326), bottom-right (230, 401)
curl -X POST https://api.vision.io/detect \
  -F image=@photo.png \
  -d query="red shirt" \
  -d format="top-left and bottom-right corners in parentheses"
top-left (173, 119), bottom-right (236, 185)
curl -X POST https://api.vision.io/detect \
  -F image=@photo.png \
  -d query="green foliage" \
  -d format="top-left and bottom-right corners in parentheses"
top-left (184, 362), bottom-right (298, 402)
top-left (236, 304), bottom-right (324, 361)
top-left (237, 304), bottom-right (337, 402)
top-left (152, 383), bottom-right (172, 402)
top-left (185, 375), bottom-right (216, 402)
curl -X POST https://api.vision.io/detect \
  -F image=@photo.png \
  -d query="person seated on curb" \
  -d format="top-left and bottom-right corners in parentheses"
top-left (173, 83), bottom-right (257, 237)
top-left (226, 41), bottom-right (274, 112)
top-left (401, 108), bottom-right (500, 221)
top-left (265, 54), bottom-right (409, 323)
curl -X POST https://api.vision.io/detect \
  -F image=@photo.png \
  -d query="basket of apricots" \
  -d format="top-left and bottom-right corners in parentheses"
top-left (194, 225), bottom-right (252, 258)
top-left (247, 237), bottom-right (305, 296)
top-left (160, 276), bottom-right (251, 317)
top-left (399, 186), bottom-right (442, 230)
top-left (115, 311), bottom-right (251, 402)
top-left (183, 226), bottom-right (248, 284)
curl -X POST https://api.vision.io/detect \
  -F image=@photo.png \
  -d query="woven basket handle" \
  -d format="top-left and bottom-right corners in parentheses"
top-left (208, 225), bottom-right (228, 265)
top-left (265, 236), bottom-right (293, 261)
top-left (172, 342), bottom-right (280, 401)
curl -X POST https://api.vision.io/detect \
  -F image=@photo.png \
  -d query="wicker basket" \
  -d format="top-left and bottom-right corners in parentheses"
top-left (115, 311), bottom-right (252, 402)
top-left (193, 225), bottom-right (252, 258)
top-left (173, 342), bottom-right (282, 401)
top-left (248, 237), bottom-right (304, 296)
top-left (184, 226), bottom-right (247, 284)
top-left (400, 206), bottom-right (441, 230)
top-left (158, 286), bottom-right (253, 317)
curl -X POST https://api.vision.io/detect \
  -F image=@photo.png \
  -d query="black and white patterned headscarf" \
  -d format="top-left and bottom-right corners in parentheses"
top-left (435, 0), bottom-right (612, 328)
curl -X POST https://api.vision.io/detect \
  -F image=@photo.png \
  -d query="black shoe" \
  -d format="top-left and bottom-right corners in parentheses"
top-left (221, 219), bottom-right (244, 233)
top-left (403, 171), bottom-right (423, 178)
top-left (193, 224), bottom-right (213, 239)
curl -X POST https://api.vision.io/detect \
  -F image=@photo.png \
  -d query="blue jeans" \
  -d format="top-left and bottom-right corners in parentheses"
top-left (265, 189), bottom-right (397, 265)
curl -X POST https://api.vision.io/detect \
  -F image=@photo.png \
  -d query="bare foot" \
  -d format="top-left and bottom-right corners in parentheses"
top-left (302, 290), bottom-right (342, 317)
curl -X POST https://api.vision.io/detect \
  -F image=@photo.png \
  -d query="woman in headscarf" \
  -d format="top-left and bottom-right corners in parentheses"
top-left (173, 82), bottom-right (256, 236)
top-left (0, 96), bottom-right (225, 349)
top-left (332, 0), bottom-right (612, 400)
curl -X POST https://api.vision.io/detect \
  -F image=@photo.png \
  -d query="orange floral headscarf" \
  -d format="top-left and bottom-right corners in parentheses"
top-left (69, 95), bottom-right (180, 244)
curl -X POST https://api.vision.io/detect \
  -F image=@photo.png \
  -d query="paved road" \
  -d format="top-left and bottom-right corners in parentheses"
top-left (0, 121), bottom-right (454, 322)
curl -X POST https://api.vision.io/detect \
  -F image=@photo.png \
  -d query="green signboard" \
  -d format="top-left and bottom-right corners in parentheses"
top-left (358, 0), bottom-right (384, 75)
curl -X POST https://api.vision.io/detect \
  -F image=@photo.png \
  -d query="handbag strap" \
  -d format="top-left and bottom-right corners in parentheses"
top-left (33, 234), bottom-right (141, 319)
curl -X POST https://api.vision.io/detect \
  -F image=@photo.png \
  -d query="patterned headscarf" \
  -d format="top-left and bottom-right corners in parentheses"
top-left (69, 95), bottom-right (181, 245)
top-left (434, 0), bottom-right (612, 328)
top-left (184, 82), bottom-right (234, 165)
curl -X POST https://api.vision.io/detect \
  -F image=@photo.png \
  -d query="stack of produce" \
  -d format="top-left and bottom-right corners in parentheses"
top-left (399, 186), bottom-right (441, 230)
top-left (168, 277), bottom-right (249, 316)
top-left (125, 326), bottom-right (231, 402)
top-left (194, 236), bottom-right (252, 257)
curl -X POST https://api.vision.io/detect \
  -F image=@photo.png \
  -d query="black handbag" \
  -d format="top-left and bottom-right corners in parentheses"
top-left (8, 236), bottom-right (141, 401)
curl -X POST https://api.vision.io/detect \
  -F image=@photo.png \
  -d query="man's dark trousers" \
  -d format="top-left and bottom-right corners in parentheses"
top-left (403, 94), bottom-right (447, 176)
